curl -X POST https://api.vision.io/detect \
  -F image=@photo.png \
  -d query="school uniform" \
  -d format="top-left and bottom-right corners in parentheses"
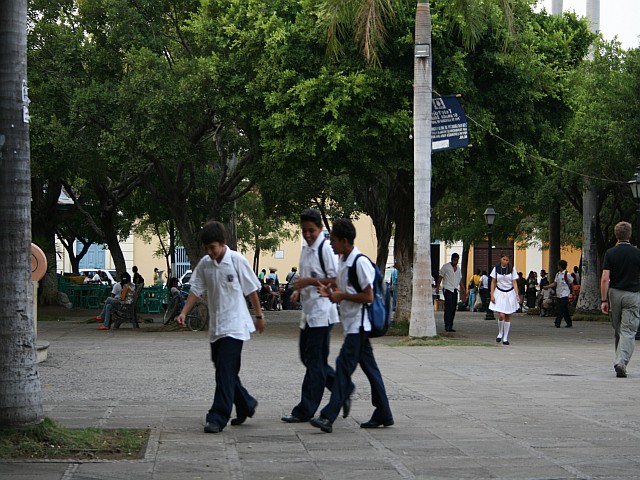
top-left (489, 266), bottom-right (519, 315)
top-left (189, 249), bottom-right (261, 431)
top-left (318, 247), bottom-right (393, 425)
top-left (553, 269), bottom-right (573, 328)
top-left (289, 236), bottom-right (344, 421)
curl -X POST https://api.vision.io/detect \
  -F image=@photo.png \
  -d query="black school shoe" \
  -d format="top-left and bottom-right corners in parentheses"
top-left (231, 401), bottom-right (258, 426)
top-left (360, 418), bottom-right (394, 428)
top-left (310, 416), bottom-right (333, 433)
top-left (204, 422), bottom-right (221, 433)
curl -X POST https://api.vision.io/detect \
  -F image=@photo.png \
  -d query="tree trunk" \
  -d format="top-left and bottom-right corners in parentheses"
top-left (409, 1), bottom-right (436, 338)
top-left (393, 179), bottom-right (413, 324)
top-left (0, 0), bottom-right (44, 426)
top-left (101, 211), bottom-right (127, 279)
top-left (577, 184), bottom-right (600, 312)
top-left (548, 199), bottom-right (561, 278)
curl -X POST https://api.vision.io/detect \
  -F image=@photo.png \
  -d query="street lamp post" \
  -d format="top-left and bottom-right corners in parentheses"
top-left (627, 167), bottom-right (640, 339)
top-left (484, 204), bottom-right (497, 321)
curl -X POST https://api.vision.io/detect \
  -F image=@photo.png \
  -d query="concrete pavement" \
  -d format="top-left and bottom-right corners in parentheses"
top-left (2, 307), bottom-right (640, 479)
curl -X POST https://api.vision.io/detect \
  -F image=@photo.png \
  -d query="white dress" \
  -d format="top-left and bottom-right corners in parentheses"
top-left (489, 266), bottom-right (519, 315)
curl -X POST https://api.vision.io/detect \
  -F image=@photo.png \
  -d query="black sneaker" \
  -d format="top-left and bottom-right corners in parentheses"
top-left (615, 364), bottom-right (627, 378)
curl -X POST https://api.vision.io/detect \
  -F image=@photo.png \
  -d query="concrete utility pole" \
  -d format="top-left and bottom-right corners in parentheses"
top-left (551, 0), bottom-right (563, 16)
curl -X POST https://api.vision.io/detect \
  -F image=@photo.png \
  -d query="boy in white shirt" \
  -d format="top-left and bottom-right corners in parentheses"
top-left (311, 218), bottom-right (393, 433)
top-left (282, 209), bottom-right (353, 424)
top-left (177, 221), bottom-right (265, 434)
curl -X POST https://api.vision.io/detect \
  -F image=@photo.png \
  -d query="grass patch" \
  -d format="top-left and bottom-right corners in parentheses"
top-left (390, 336), bottom-right (491, 347)
top-left (572, 312), bottom-right (608, 322)
top-left (0, 417), bottom-right (149, 460)
top-left (387, 320), bottom-right (410, 336)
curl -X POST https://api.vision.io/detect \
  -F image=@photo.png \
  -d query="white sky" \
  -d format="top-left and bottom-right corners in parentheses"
top-left (535, 0), bottom-right (640, 49)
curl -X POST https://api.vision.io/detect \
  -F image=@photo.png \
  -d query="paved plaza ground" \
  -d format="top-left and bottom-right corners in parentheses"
top-left (2, 307), bottom-right (640, 479)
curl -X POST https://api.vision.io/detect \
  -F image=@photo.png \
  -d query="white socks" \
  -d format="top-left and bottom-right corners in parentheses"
top-left (502, 321), bottom-right (511, 342)
top-left (497, 320), bottom-right (504, 339)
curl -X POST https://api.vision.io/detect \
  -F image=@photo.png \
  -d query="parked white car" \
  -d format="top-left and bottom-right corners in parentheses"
top-left (79, 268), bottom-right (117, 285)
top-left (179, 270), bottom-right (192, 286)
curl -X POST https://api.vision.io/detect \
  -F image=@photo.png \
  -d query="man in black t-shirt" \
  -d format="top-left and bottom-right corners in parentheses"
top-left (600, 221), bottom-right (640, 378)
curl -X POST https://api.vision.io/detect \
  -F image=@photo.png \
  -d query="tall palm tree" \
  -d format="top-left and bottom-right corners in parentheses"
top-left (0, 0), bottom-right (44, 426)
top-left (319, 0), bottom-right (515, 337)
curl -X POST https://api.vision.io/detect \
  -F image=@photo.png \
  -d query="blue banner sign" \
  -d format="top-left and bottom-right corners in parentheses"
top-left (432, 95), bottom-right (469, 152)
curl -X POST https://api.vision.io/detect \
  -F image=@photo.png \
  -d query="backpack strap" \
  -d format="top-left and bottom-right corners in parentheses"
top-left (318, 238), bottom-right (327, 277)
top-left (348, 253), bottom-right (365, 293)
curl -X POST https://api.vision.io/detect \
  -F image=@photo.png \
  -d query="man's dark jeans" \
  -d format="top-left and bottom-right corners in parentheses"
top-left (444, 289), bottom-right (458, 330)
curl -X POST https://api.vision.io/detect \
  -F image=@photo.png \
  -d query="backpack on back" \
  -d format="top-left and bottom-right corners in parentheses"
top-left (347, 254), bottom-right (391, 338)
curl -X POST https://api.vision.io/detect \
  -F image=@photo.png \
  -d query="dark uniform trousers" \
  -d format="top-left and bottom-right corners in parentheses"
top-left (291, 325), bottom-right (335, 421)
top-left (320, 331), bottom-right (392, 423)
top-left (206, 337), bottom-right (257, 430)
top-left (443, 289), bottom-right (459, 330)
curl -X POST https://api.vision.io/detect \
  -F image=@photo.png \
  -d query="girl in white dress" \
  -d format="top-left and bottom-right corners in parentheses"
top-left (490, 254), bottom-right (519, 345)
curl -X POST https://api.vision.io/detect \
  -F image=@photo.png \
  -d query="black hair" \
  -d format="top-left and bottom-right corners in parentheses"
top-left (200, 221), bottom-right (226, 245)
top-left (558, 259), bottom-right (568, 270)
top-left (300, 208), bottom-right (323, 228)
top-left (168, 277), bottom-right (179, 288)
top-left (132, 265), bottom-right (138, 272)
top-left (331, 218), bottom-right (356, 244)
top-left (451, 253), bottom-right (460, 260)
top-left (120, 272), bottom-right (131, 284)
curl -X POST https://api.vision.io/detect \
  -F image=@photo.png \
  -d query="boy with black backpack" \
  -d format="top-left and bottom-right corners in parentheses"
top-left (311, 218), bottom-right (393, 433)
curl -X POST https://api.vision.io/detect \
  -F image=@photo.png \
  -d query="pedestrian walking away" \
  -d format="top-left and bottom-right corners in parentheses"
top-left (489, 254), bottom-right (519, 345)
top-left (600, 221), bottom-right (640, 378)
top-left (177, 221), bottom-right (266, 434)
top-left (435, 253), bottom-right (466, 332)
top-left (282, 208), bottom-right (353, 424)
top-left (543, 259), bottom-right (573, 328)
top-left (310, 218), bottom-right (393, 434)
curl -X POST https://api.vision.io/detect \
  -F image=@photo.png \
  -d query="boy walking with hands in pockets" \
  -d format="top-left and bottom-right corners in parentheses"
top-left (177, 221), bottom-right (265, 434)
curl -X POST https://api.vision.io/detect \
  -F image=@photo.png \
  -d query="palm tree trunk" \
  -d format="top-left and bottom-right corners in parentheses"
top-left (409, 1), bottom-right (436, 337)
top-left (0, 0), bottom-right (44, 426)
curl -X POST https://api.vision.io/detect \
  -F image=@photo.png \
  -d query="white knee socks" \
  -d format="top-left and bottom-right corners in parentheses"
top-left (498, 319), bottom-right (504, 339)
top-left (503, 321), bottom-right (511, 342)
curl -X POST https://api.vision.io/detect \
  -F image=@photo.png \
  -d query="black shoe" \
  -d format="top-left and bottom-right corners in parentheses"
top-left (231, 401), bottom-right (257, 426)
top-left (445, 328), bottom-right (456, 332)
top-left (554, 324), bottom-right (560, 328)
top-left (615, 364), bottom-right (627, 378)
top-left (502, 341), bottom-right (510, 345)
top-left (360, 418), bottom-right (394, 429)
top-left (310, 416), bottom-right (332, 433)
top-left (281, 414), bottom-right (305, 423)
top-left (342, 395), bottom-right (352, 419)
top-left (565, 324), bottom-right (573, 328)
top-left (204, 422), bottom-right (221, 433)
top-left (496, 337), bottom-right (502, 343)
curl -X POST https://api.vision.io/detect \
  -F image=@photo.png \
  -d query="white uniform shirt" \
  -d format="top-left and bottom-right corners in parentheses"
top-left (480, 274), bottom-right (489, 289)
top-left (189, 249), bottom-right (260, 343)
top-left (111, 282), bottom-right (123, 297)
top-left (336, 247), bottom-right (375, 335)
top-left (299, 236), bottom-right (339, 328)
top-left (554, 270), bottom-right (573, 298)
top-left (439, 262), bottom-right (462, 292)
top-left (490, 266), bottom-right (518, 290)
